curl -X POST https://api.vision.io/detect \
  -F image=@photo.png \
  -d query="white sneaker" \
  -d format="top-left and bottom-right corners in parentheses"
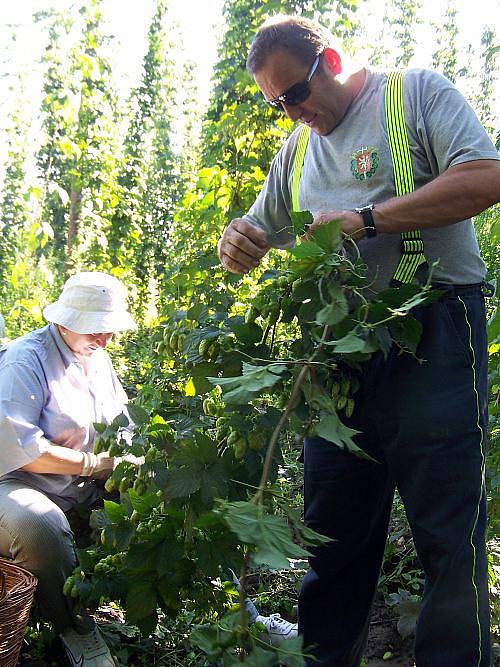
top-left (255, 613), bottom-right (298, 645)
top-left (60, 626), bottom-right (116, 667)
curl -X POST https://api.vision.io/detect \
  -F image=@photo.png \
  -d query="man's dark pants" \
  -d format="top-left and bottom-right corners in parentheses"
top-left (299, 285), bottom-right (491, 667)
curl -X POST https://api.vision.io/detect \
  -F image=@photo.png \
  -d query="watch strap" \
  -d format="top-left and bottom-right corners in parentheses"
top-left (356, 206), bottom-right (376, 238)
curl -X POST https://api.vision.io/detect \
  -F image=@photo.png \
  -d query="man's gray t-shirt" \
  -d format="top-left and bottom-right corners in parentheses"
top-left (245, 69), bottom-right (498, 291)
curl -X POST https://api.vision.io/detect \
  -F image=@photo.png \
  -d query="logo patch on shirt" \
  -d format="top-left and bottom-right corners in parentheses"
top-left (351, 146), bottom-right (379, 180)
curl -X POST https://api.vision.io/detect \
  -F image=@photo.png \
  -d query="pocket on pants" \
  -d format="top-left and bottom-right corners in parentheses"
top-left (438, 297), bottom-right (474, 366)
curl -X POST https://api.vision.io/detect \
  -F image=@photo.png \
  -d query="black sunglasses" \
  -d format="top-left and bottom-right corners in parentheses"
top-left (266, 55), bottom-right (320, 109)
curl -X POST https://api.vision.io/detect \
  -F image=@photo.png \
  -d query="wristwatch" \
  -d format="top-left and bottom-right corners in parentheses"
top-left (354, 203), bottom-right (376, 238)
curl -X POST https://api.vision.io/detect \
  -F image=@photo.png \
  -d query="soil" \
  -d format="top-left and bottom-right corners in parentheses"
top-left (20, 598), bottom-right (497, 667)
top-left (364, 600), bottom-right (415, 666)
top-left (19, 600), bottom-right (415, 667)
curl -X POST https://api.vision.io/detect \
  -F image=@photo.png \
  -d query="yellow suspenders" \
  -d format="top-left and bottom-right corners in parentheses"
top-left (291, 124), bottom-right (310, 213)
top-left (385, 71), bottom-right (427, 285)
top-left (290, 71), bottom-right (428, 286)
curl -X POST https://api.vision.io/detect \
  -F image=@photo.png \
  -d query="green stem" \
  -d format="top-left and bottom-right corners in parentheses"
top-left (236, 325), bottom-right (330, 656)
top-left (236, 350), bottom-right (336, 369)
top-left (253, 324), bottom-right (329, 507)
top-left (239, 548), bottom-right (252, 658)
top-left (253, 361), bottom-right (310, 507)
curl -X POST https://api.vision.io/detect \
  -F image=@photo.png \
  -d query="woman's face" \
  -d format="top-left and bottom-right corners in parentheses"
top-left (58, 325), bottom-right (113, 357)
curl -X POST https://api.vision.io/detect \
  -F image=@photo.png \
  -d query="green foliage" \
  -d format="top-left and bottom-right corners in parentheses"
top-left (431, 3), bottom-right (460, 82)
top-left (0, 0), bottom-right (201, 329)
top-left (35, 1), bottom-right (122, 277)
top-left (108, 0), bottom-right (184, 312)
top-left (0, 98), bottom-right (29, 304)
top-left (386, 0), bottom-right (422, 68)
top-left (475, 27), bottom-right (499, 140)
top-left (67, 217), bottom-right (436, 663)
top-left (1, 0), bottom-right (498, 662)
top-left (0, 83), bottom-right (53, 336)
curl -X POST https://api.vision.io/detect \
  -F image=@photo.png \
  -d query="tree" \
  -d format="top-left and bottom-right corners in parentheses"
top-left (35, 8), bottom-right (74, 275)
top-left (36, 0), bottom-right (121, 278)
top-left (0, 86), bottom-right (30, 305)
top-left (431, 3), bottom-right (459, 83)
top-left (107, 0), bottom-right (181, 312)
top-left (0, 74), bottom-right (52, 337)
top-left (178, 60), bottom-right (202, 186)
top-left (386, 0), bottom-right (422, 68)
top-left (475, 27), bottom-right (499, 141)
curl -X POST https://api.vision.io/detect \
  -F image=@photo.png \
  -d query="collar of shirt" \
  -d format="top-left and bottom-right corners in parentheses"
top-left (48, 323), bottom-right (101, 377)
top-left (49, 323), bottom-right (78, 369)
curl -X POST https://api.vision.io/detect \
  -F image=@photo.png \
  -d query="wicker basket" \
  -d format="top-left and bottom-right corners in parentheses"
top-left (0, 557), bottom-right (38, 667)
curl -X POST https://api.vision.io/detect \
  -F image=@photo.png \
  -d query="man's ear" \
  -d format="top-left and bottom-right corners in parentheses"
top-left (322, 48), bottom-right (342, 76)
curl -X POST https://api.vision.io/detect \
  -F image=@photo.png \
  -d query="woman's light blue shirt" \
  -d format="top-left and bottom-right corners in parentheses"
top-left (0, 324), bottom-right (128, 509)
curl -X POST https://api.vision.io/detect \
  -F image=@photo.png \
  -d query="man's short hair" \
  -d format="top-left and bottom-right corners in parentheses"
top-left (247, 15), bottom-right (332, 74)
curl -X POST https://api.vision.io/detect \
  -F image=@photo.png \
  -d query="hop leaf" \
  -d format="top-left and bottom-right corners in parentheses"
top-left (220, 500), bottom-right (312, 569)
top-left (209, 362), bottom-right (287, 404)
top-left (290, 210), bottom-right (313, 236)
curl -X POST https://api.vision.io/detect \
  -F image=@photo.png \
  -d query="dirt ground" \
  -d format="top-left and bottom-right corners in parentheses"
top-left (364, 600), bottom-right (415, 666)
top-left (19, 599), bottom-right (497, 666)
top-left (20, 601), bottom-right (416, 667)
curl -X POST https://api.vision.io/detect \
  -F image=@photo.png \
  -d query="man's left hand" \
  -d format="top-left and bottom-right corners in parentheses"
top-left (306, 210), bottom-right (366, 240)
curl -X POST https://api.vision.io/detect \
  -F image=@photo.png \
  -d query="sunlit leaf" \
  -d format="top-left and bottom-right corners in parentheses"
top-left (314, 287), bottom-right (348, 326)
top-left (209, 362), bottom-right (287, 404)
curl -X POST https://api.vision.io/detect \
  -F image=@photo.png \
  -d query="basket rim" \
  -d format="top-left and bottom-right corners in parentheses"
top-left (0, 556), bottom-right (38, 602)
top-left (0, 557), bottom-right (38, 667)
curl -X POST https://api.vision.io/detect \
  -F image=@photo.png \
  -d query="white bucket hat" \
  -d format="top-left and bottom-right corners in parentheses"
top-left (43, 272), bottom-right (137, 334)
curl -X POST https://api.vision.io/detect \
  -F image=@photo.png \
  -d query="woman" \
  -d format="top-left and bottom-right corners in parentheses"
top-left (0, 272), bottom-right (139, 667)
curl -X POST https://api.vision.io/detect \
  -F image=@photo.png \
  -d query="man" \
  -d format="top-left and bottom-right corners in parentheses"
top-left (218, 15), bottom-right (500, 667)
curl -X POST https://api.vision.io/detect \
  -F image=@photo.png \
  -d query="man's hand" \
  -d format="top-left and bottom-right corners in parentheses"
top-left (218, 218), bottom-right (270, 274)
top-left (310, 162), bottom-right (500, 237)
top-left (308, 210), bottom-right (366, 240)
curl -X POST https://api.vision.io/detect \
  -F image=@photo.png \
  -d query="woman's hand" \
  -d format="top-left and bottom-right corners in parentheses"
top-left (21, 447), bottom-right (144, 477)
top-left (81, 451), bottom-right (145, 478)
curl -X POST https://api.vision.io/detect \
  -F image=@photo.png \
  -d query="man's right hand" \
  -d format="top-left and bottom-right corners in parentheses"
top-left (218, 218), bottom-right (270, 274)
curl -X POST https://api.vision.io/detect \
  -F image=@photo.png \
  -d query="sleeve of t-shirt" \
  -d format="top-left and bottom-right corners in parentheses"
top-left (0, 363), bottom-right (52, 476)
top-left (406, 69), bottom-right (499, 176)
top-left (243, 132), bottom-right (298, 249)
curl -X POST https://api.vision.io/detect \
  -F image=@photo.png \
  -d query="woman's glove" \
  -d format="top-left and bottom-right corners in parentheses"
top-left (80, 451), bottom-right (145, 478)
